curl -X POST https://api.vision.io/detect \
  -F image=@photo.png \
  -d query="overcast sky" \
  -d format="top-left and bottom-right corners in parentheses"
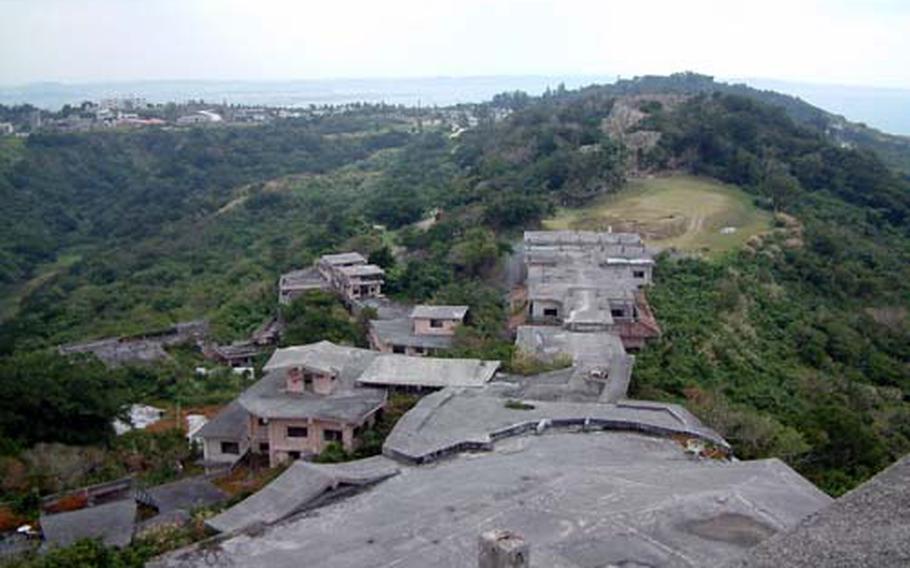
top-left (1, 0), bottom-right (909, 88)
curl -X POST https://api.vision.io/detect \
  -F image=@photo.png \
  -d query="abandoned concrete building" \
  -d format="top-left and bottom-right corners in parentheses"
top-left (57, 320), bottom-right (209, 367)
top-left (197, 341), bottom-right (500, 467)
top-left (522, 231), bottom-right (660, 350)
top-left (156, 375), bottom-right (894, 568)
top-left (318, 252), bottom-right (385, 302)
top-left (277, 267), bottom-right (327, 304)
top-left (153, 231), bottom-right (910, 568)
top-left (368, 304), bottom-right (469, 356)
top-left (279, 251), bottom-right (385, 306)
top-left (201, 341), bottom-right (386, 467)
top-left (205, 342), bottom-right (264, 368)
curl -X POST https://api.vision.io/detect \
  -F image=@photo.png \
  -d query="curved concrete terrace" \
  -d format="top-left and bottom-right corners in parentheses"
top-left (206, 456), bottom-right (399, 534)
top-left (152, 432), bottom-right (830, 568)
top-left (383, 387), bottom-right (729, 464)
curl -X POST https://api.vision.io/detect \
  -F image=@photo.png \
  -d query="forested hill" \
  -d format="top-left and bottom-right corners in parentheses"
top-left (575, 72), bottom-right (910, 175)
top-left (0, 76), bottom-right (908, 495)
top-left (0, 114), bottom-right (410, 287)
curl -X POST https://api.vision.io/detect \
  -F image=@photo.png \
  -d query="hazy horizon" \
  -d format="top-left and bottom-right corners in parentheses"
top-left (2, 0), bottom-right (909, 89)
top-left (3, 73), bottom-right (910, 136)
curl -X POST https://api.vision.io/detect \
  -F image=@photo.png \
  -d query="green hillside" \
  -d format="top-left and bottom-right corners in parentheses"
top-left (1, 77), bottom-right (908, 497)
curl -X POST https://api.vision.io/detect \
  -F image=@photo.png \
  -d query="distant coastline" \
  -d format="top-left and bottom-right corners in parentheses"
top-left (0, 75), bottom-right (617, 110)
top-left (1, 75), bottom-right (908, 136)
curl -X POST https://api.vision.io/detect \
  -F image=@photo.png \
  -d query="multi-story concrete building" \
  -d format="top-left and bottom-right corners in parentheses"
top-left (522, 231), bottom-right (659, 350)
top-left (279, 252), bottom-right (385, 305)
top-left (197, 341), bottom-right (499, 467)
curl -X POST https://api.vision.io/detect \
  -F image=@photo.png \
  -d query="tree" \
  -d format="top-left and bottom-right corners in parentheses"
top-left (448, 228), bottom-right (501, 278)
top-left (761, 160), bottom-right (801, 212)
top-left (0, 351), bottom-right (128, 448)
top-left (280, 291), bottom-right (362, 346)
top-left (368, 246), bottom-right (396, 270)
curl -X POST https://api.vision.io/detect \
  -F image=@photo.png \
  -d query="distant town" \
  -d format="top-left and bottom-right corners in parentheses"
top-left (0, 94), bottom-right (516, 138)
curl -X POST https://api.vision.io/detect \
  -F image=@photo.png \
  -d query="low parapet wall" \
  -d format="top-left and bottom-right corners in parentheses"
top-left (383, 389), bottom-right (730, 465)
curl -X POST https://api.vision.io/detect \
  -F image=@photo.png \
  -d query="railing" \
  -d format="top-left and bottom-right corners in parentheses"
top-left (40, 476), bottom-right (135, 510)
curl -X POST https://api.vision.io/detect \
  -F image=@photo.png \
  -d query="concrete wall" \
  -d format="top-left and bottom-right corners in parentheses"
top-left (600, 264), bottom-right (653, 286)
top-left (311, 373), bottom-right (336, 395)
top-left (369, 330), bottom-right (432, 357)
top-left (247, 415), bottom-right (270, 456)
top-left (341, 280), bottom-right (382, 301)
top-left (607, 299), bottom-right (636, 321)
top-left (266, 418), bottom-right (359, 466)
top-left (368, 329), bottom-right (391, 353)
top-left (529, 299), bottom-right (563, 322)
top-left (202, 436), bottom-right (250, 464)
top-left (412, 317), bottom-right (459, 336)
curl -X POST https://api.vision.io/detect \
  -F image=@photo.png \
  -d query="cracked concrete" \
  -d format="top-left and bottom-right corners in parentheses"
top-left (153, 432), bottom-right (829, 568)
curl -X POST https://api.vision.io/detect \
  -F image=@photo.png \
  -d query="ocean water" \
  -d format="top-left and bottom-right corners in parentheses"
top-left (0, 75), bottom-right (616, 110)
top-left (1, 75), bottom-right (907, 136)
top-left (740, 78), bottom-right (910, 136)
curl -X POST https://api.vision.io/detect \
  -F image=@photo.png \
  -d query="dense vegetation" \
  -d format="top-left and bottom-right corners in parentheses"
top-left (0, 74), bottom-right (908, 509)
top-left (629, 92), bottom-right (910, 494)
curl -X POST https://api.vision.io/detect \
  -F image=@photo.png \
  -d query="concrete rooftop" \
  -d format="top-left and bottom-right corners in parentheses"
top-left (357, 356), bottom-right (500, 390)
top-left (727, 453), bottom-right (910, 568)
top-left (153, 432), bottom-right (830, 568)
top-left (382, 388), bottom-right (729, 464)
top-left (41, 499), bottom-right (136, 549)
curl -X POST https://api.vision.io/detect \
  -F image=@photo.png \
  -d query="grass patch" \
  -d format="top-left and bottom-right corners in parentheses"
top-left (544, 174), bottom-right (772, 258)
top-left (504, 400), bottom-right (536, 411)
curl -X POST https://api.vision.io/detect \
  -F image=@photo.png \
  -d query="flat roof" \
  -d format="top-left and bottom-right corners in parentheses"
top-left (338, 264), bottom-right (385, 277)
top-left (206, 456), bottom-right (399, 534)
top-left (729, 454), bottom-right (910, 568)
top-left (564, 288), bottom-right (615, 327)
top-left (319, 252), bottom-right (367, 265)
top-left (155, 431), bottom-right (830, 568)
top-left (279, 267), bottom-right (327, 290)
top-left (357, 355), bottom-right (500, 389)
top-left (41, 499), bottom-right (136, 549)
top-left (370, 318), bottom-right (455, 350)
top-left (409, 305), bottom-right (469, 320)
top-left (524, 230), bottom-right (644, 246)
top-left (516, 325), bottom-right (626, 369)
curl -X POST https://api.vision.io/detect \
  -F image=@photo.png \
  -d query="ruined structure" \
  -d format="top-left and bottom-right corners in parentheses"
top-left (197, 341), bottom-right (499, 466)
top-left (368, 304), bottom-right (469, 356)
top-left (57, 320), bottom-right (209, 367)
top-left (279, 251), bottom-right (385, 305)
top-left (522, 231), bottom-right (660, 350)
top-left (152, 230), bottom-right (909, 567)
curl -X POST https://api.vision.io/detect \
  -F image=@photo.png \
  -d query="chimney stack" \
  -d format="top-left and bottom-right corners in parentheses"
top-left (479, 529), bottom-right (529, 568)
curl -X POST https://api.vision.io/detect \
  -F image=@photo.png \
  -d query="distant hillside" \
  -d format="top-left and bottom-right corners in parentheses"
top-left (566, 72), bottom-right (910, 175)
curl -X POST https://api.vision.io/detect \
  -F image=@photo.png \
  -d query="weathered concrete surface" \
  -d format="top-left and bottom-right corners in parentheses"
top-left (41, 499), bottom-right (136, 549)
top-left (146, 476), bottom-right (227, 514)
top-left (727, 453), bottom-right (910, 567)
top-left (206, 456), bottom-right (399, 533)
top-left (153, 432), bottom-right (829, 568)
top-left (383, 387), bottom-right (728, 463)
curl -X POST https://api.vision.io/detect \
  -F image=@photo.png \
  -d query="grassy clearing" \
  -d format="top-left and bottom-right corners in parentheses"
top-left (544, 175), bottom-right (772, 258)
